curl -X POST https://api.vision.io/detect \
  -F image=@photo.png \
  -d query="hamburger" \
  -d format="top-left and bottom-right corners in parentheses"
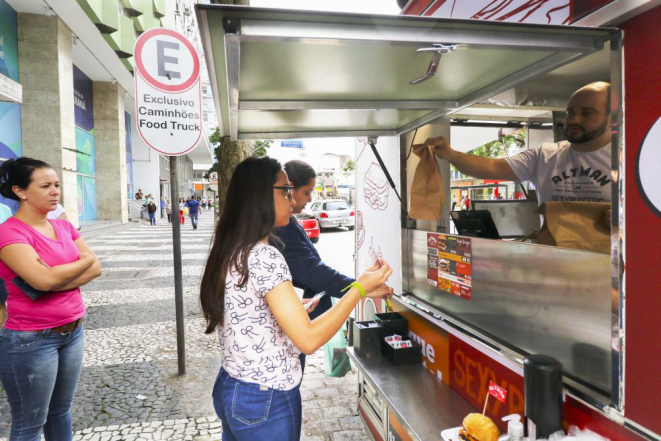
top-left (459, 414), bottom-right (500, 441)
top-left (439, 258), bottom-right (451, 273)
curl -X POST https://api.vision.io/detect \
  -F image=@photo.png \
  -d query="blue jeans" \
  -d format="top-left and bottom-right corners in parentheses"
top-left (148, 212), bottom-right (156, 225)
top-left (212, 368), bottom-right (302, 441)
top-left (190, 213), bottom-right (198, 228)
top-left (0, 325), bottom-right (85, 441)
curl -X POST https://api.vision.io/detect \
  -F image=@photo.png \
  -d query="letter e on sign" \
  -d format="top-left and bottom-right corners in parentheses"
top-left (134, 28), bottom-right (202, 156)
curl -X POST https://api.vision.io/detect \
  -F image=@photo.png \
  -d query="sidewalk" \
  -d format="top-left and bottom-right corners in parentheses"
top-left (0, 213), bottom-right (369, 441)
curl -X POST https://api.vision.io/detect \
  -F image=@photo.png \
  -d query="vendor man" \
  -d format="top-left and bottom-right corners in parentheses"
top-left (423, 82), bottom-right (612, 205)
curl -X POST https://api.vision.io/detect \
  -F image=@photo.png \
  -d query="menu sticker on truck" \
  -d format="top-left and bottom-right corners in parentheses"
top-left (427, 233), bottom-right (472, 300)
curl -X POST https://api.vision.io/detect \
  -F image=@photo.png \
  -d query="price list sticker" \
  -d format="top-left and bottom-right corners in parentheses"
top-left (427, 233), bottom-right (472, 300)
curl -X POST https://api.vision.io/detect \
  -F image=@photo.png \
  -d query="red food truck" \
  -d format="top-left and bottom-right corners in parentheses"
top-left (196, 1), bottom-right (660, 439)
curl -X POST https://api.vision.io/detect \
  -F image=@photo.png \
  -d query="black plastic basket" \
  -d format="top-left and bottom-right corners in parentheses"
top-left (382, 340), bottom-right (422, 366)
top-left (352, 320), bottom-right (382, 357)
top-left (374, 312), bottom-right (408, 337)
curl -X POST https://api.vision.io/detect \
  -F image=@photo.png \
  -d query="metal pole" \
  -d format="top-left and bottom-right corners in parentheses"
top-left (169, 156), bottom-right (186, 375)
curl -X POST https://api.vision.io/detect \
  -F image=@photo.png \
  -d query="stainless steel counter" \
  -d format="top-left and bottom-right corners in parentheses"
top-left (347, 347), bottom-right (474, 440)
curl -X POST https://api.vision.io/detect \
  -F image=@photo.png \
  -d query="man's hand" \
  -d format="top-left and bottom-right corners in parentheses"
top-left (370, 284), bottom-right (394, 299)
top-left (419, 136), bottom-right (453, 159)
top-left (601, 209), bottom-right (612, 229)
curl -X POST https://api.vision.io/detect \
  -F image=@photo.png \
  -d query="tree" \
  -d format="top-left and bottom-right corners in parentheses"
top-left (342, 159), bottom-right (355, 176)
top-left (252, 140), bottom-right (272, 157)
top-left (450, 129), bottom-right (526, 176)
top-left (205, 127), bottom-right (252, 217)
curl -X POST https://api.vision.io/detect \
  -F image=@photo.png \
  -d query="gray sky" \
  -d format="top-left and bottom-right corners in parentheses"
top-left (250, 0), bottom-right (401, 15)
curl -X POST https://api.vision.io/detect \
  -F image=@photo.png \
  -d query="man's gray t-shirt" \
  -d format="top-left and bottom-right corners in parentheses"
top-left (504, 141), bottom-right (612, 206)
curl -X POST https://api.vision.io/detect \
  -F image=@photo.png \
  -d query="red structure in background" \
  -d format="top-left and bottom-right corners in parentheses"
top-left (400, 0), bottom-right (661, 438)
top-left (402, 0), bottom-right (614, 24)
top-left (621, 6), bottom-right (661, 435)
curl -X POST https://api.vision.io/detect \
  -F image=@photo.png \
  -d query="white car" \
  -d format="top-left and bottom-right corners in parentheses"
top-left (309, 199), bottom-right (355, 230)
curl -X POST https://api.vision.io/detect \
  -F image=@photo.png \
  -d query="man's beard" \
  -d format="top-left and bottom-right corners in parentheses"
top-left (564, 119), bottom-right (609, 143)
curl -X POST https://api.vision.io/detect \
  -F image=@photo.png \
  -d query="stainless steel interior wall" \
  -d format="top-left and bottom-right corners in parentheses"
top-left (404, 229), bottom-right (612, 394)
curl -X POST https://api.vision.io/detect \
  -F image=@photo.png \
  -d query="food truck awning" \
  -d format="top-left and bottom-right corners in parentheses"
top-left (195, 4), bottom-right (616, 141)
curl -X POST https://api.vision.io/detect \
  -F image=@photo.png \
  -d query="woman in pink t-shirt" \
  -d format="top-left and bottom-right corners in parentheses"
top-left (0, 157), bottom-right (102, 441)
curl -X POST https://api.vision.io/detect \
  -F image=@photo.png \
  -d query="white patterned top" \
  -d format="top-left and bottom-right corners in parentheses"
top-left (218, 242), bottom-right (302, 391)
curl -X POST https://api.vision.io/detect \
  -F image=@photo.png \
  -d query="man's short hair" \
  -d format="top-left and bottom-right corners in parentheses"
top-left (582, 81), bottom-right (611, 114)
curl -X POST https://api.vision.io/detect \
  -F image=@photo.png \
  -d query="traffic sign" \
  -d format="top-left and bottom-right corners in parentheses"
top-left (134, 28), bottom-right (202, 156)
top-left (209, 171), bottom-right (218, 183)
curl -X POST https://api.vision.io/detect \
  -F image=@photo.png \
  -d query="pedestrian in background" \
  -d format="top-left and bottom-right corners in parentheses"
top-left (0, 201), bottom-right (11, 224)
top-left (47, 203), bottom-right (68, 221)
top-left (187, 196), bottom-right (200, 230)
top-left (199, 156), bottom-right (392, 441)
top-left (178, 197), bottom-right (186, 225)
top-left (207, 197), bottom-right (212, 210)
top-left (0, 157), bottom-right (102, 440)
top-left (0, 201), bottom-right (12, 327)
top-left (147, 199), bottom-right (157, 226)
top-left (166, 198), bottom-right (173, 224)
top-left (160, 196), bottom-right (165, 218)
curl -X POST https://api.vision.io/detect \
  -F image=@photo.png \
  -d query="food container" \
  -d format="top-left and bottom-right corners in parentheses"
top-left (382, 339), bottom-right (422, 366)
top-left (374, 312), bottom-right (409, 337)
top-left (353, 320), bottom-right (382, 357)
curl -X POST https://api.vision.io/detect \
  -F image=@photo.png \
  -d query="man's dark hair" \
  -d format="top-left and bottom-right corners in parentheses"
top-left (284, 160), bottom-right (316, 189)
top-left (0, 157), bottom-right (52, 201)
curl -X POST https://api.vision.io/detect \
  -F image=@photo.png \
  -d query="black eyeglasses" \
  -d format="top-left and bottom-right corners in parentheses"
top-left (273, 185), bottom-right (295, 201)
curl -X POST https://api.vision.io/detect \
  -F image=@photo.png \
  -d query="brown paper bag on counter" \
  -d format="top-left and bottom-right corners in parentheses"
top-left (537, 201), bottom-right (611, 254)
top-left (409, 145), bottom-right (445, 221)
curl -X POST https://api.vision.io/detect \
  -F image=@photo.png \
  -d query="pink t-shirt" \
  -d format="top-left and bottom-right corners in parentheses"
top-left (0, 217), bottom-right (86, 331)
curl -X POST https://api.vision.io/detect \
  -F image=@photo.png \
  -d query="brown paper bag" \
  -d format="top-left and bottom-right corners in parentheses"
top-left (537, 201), bottom-right (611, 254)
top-left (409, 145), bottom-right (445, 221)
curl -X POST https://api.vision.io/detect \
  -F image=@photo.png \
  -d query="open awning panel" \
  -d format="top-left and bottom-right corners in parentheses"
top-left (196, 5), bottom-right (615, 140)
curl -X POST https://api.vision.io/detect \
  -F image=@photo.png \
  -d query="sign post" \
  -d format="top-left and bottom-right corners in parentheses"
top-left (134, 28), bottom-right (203, 375)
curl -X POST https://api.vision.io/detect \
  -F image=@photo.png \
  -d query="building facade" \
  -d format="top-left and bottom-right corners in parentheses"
top-left (0, 0), bottom-right (213, 226)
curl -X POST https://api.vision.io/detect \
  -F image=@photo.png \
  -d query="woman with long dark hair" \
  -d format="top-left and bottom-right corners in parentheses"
top-left (200, 156), bottom-right (392, 441)
top-left (272, 160), bottom-right (392, 371)
top-left (0, 157), bottom-right (102, 440)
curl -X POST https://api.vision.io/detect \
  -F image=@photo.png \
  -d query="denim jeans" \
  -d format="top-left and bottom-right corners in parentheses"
top-left (148, 212), bottom-right (156, 225)
top-left (212, 368), bottom-right (302, 441)
top-left (190, 213), bottom-right (199, 229)
top-left (0, 325), bottom-right (85, 441)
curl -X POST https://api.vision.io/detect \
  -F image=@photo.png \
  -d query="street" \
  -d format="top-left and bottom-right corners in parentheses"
top-left (0, 216), bottom-right (365, 441)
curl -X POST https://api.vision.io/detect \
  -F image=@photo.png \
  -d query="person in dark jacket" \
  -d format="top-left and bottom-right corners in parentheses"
top-left (272, 160), bottom-right (392, 370)
top-left (147, 200), bottom-right (157, 226)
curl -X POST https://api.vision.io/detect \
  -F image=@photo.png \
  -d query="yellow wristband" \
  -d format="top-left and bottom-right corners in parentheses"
top-left (342, 281), bottom-right (366, 299)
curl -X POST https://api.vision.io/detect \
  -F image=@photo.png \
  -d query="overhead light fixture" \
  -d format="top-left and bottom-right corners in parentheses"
top-left (44, 6), bottom-right (54, 17)
top-left (72, 35), bottom-right (79, 46)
